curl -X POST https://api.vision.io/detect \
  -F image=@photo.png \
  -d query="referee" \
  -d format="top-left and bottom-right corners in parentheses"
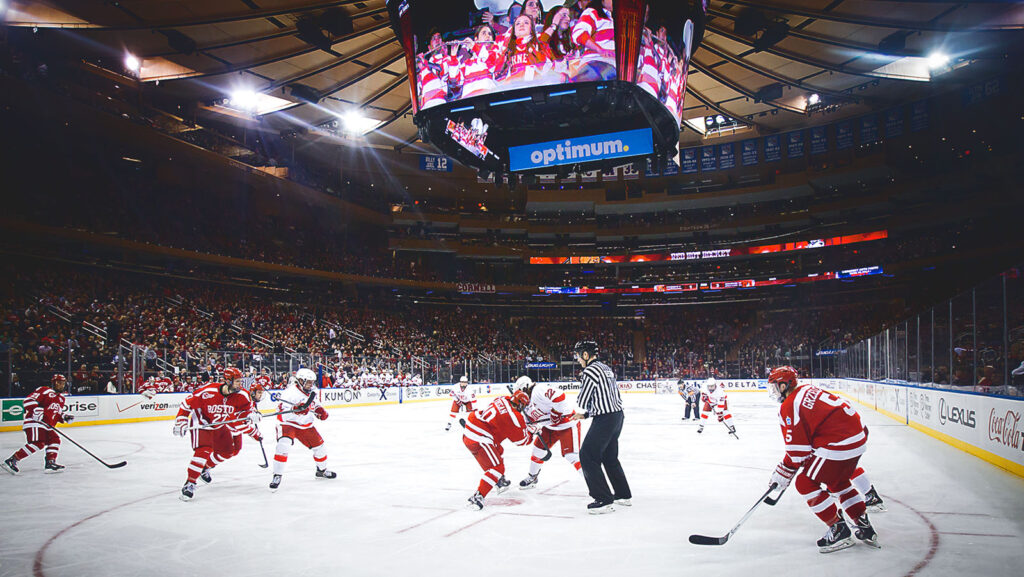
top-left (571, 341), bottom-right (631, 514)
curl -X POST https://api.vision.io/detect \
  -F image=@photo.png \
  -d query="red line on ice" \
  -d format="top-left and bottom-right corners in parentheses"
top-left (886, 496), bottom-right (939, 577)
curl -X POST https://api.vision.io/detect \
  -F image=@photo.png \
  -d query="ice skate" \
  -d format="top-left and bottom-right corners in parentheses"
top-left (728, 427), bottom-right (739, 439)
top-left (696, 424), bottom-right (704, 434)
top-left (854, 514), bottom-right (881, 548)
top-left (269, 474), bottom-right (282, 491)
top-left (495, 475), bottom-right (511, 494)
top-left (315, 467), bottom-right (337, 479)
top-left (864, 487), bottom-right (886, 512)
top-left (614, 498), bottom-right (632, 507)
top-left (444, 423), bottom-right (451, 431)
top-left (816, 519), bottom-right (854, 553)
top-left (180, 482), bottom-right (196, 502)
top-left (519, 472), bottom-right (539, 490)
top-left (44, 459), bottom-right (66, 473)
top-left (199, 467), bottom-right (212, 483)
top-left (1, 457), bottom-right (19, 475)
top-left (466, 491), bottom-right (484, 510)
top-left (587, 499), bottom-right (615, 515)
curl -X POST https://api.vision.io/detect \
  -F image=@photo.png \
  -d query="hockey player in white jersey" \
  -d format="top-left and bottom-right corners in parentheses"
top-left (445, 376), bottom-right (476, 431)
top-left (511, 376), bottom-right (583, 489)
top-left (269, 368), bottom-right (336, 491)
top-left (698, 377), bottom-right (737, 438)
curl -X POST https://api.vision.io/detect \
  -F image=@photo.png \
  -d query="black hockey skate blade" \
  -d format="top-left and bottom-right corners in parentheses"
top-left (108, 461), bottom-right (127, 468)
top-left (689, 534), bottom-right (727, 545)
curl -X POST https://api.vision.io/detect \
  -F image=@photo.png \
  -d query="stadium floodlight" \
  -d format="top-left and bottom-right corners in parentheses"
top-left (715, 115), bottom-right (726, 125)
top-left (705, 116), bottom-right (715, 126)
top-left (927, 52), bottom-right (950, 69)
top-left (807, 93), bottom-right (820, 106)
top-left (230, 90), bottom-right (259, 111)
top-left (124, 53), bottom-right (141, 74)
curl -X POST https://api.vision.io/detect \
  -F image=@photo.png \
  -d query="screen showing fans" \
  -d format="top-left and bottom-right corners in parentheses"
top-left (391, 0), bottom-right (703, 128)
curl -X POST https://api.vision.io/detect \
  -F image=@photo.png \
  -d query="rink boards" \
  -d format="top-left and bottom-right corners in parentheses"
top-left (818, 378), bottom-right (1024, 477)
top-left (0, 378), bottom-right (766, 431)
top-left (3, 378), bottom-right (1020, 478)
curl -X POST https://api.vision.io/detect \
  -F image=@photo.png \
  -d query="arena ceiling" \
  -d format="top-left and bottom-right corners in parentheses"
top-left (5, 0), bottom-right (1023, 152)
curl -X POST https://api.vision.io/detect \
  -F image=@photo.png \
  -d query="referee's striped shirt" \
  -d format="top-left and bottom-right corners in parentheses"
top-left (577, 360), bottom-right (623, 416)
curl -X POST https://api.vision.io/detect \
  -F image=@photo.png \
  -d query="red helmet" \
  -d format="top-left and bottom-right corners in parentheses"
top-left (508, 390), bottom-right (530, 412)
top-left (767, 366), bottom-right (799, 402)
top-left (223, 367), bottom-right (243, 382)
top-left (51, 374), bottom-right (67, 385)
top-left (250, 381), bottom-right (265, 394)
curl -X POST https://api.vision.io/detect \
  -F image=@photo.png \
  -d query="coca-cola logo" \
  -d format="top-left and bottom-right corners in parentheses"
top-left (938, 397), bottom-right (976, 428)
top-left (988, 409), bottom-right (1022, 451)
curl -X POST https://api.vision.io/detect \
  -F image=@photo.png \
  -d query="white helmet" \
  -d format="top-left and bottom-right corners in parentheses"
top-left (296, 368), bottom-right (317, 389)
top-left (458, 375), bottom-right (469, 389)
top-left (705, 377), bottom-right (717, 392)
top-left (513, 375), bottom-right (534, 394)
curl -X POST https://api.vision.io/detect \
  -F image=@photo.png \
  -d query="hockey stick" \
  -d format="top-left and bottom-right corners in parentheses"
top-left (256, 438), bottom-right (269, 468)
top-left (763, 483), bottom-right (788, 506)
top-left (187, 390), bottom-right (316, 431)
top-left (45, 425), bottom-right (127, 469)
top-left (531, 431), bottom-right (553, 462)
top-left (455, 418), bottom-right (551, 461)
top-left (688, 483), bottom-right (777, 546)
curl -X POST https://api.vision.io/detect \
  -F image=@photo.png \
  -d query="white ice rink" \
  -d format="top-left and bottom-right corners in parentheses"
top-left (1, 392), bottom-right (1022, 577)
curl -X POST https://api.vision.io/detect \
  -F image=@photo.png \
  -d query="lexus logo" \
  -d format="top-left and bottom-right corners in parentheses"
top-left (938, 397), bottom-right (976, 429)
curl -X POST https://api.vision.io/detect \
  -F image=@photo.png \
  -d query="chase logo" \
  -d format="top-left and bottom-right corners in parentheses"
top-left (2, 399), bottom-right (24, 422)
top-left (509, 128), bottom-right (654, 171)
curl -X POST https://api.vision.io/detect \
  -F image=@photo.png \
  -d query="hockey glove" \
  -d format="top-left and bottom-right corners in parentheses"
top-left (314, 406), bottom-right (328, 420)
top-left (248, 410), bottom-right (262, 425)
top-left (770, 463), bottom-right (797, 492)
top-left (173, 418), bottom-right (189, 437)
top-left (62, 413), bottom-right (75, 423)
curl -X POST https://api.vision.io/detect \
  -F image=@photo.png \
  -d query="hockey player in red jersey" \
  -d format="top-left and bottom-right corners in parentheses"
top-left (446, 375), bottom-right (476, 431)
top-left (173, 366), bottom-right (263, 501)
top-left (269, 367), bottom-right (335, 491)
top-left (767, 366), bottom-right (881, 552)
top-left (463, 391), bottom-right (535, 510)
top-left (511, 376), bottom-right (583, 489)
top-left (2, 374), bottom-right (72, 474)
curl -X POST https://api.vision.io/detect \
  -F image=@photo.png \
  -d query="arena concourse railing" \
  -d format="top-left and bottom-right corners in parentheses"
top-left (834, 263), bottom-right (1023, 398)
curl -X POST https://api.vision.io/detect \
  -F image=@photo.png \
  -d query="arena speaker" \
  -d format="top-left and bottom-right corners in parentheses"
top-left (159, 30), bottom-right (197, 55)
top-left (289, 84), bottom-right (321, 104)
top-left (320, 8), bottom-right (354, 37)
top-left (296, 17), bottom-right (334, 53)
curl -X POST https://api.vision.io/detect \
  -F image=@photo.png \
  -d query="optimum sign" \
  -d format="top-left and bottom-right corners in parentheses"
top-left (509, 128), bottom-right (654, 171)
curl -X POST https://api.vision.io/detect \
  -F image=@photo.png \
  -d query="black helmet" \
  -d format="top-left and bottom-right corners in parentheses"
top-left (573, 341), bottom-right (599, 358)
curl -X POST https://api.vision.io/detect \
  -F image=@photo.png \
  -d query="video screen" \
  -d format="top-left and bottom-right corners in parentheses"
top-left (398, 1), bottom-right (700, 127)
top-left (410, 0), bottom-right (617, 111)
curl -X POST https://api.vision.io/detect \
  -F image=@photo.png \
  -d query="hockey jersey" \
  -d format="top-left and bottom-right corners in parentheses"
top-left (571, 8), bottom-right (615, 64)
top-left (276, 384), bottom-right (321, 430)
top-left (703, 384), bottom-right (728, 407)
top-left (177, 383), bottom-right (257, 437)
top-left (463, 396), bottom-right (532, 447)
top-left (22, 386), bottom-right (67, 431)
top-left (451, 387), bottom-right (476, 407)
top-left (524, 384), bottom-right (576, 431)
top-left (778, 385), bottom-right (867, 469)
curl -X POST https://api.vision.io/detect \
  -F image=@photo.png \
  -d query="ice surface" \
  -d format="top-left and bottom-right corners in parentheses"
top-left (1, 393), bottom-right (1022, 577)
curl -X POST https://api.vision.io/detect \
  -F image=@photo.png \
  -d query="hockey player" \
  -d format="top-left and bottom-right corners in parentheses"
top-left (511, 376), bottom-right (582, 489)
top-left (2, 374), bottom-right (72, 474)
top-left (678, 379), bottom-right (701, 421)
top-left (698, 378), bottom-right (737, 438)
top-left (463, 391), bottom-right (534, 510)
top-left (766, 366), bottom-right (881, 553)
top-left (269, 367), bottom-right (336, 491)
top-left (445, 375), bottom-right (476, 431)
top-left (173, 366), bottom-right (262, 501)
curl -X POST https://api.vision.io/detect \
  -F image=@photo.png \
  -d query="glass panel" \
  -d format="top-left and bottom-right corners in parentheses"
top-left (920, 311), bottom-right (934, 384)
top-left (951, 291), bottom-right (975, 388)
top-left (975, 275), bottom-right (1005, 393)
top-left (934, 304), bottom-right (951, 385)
